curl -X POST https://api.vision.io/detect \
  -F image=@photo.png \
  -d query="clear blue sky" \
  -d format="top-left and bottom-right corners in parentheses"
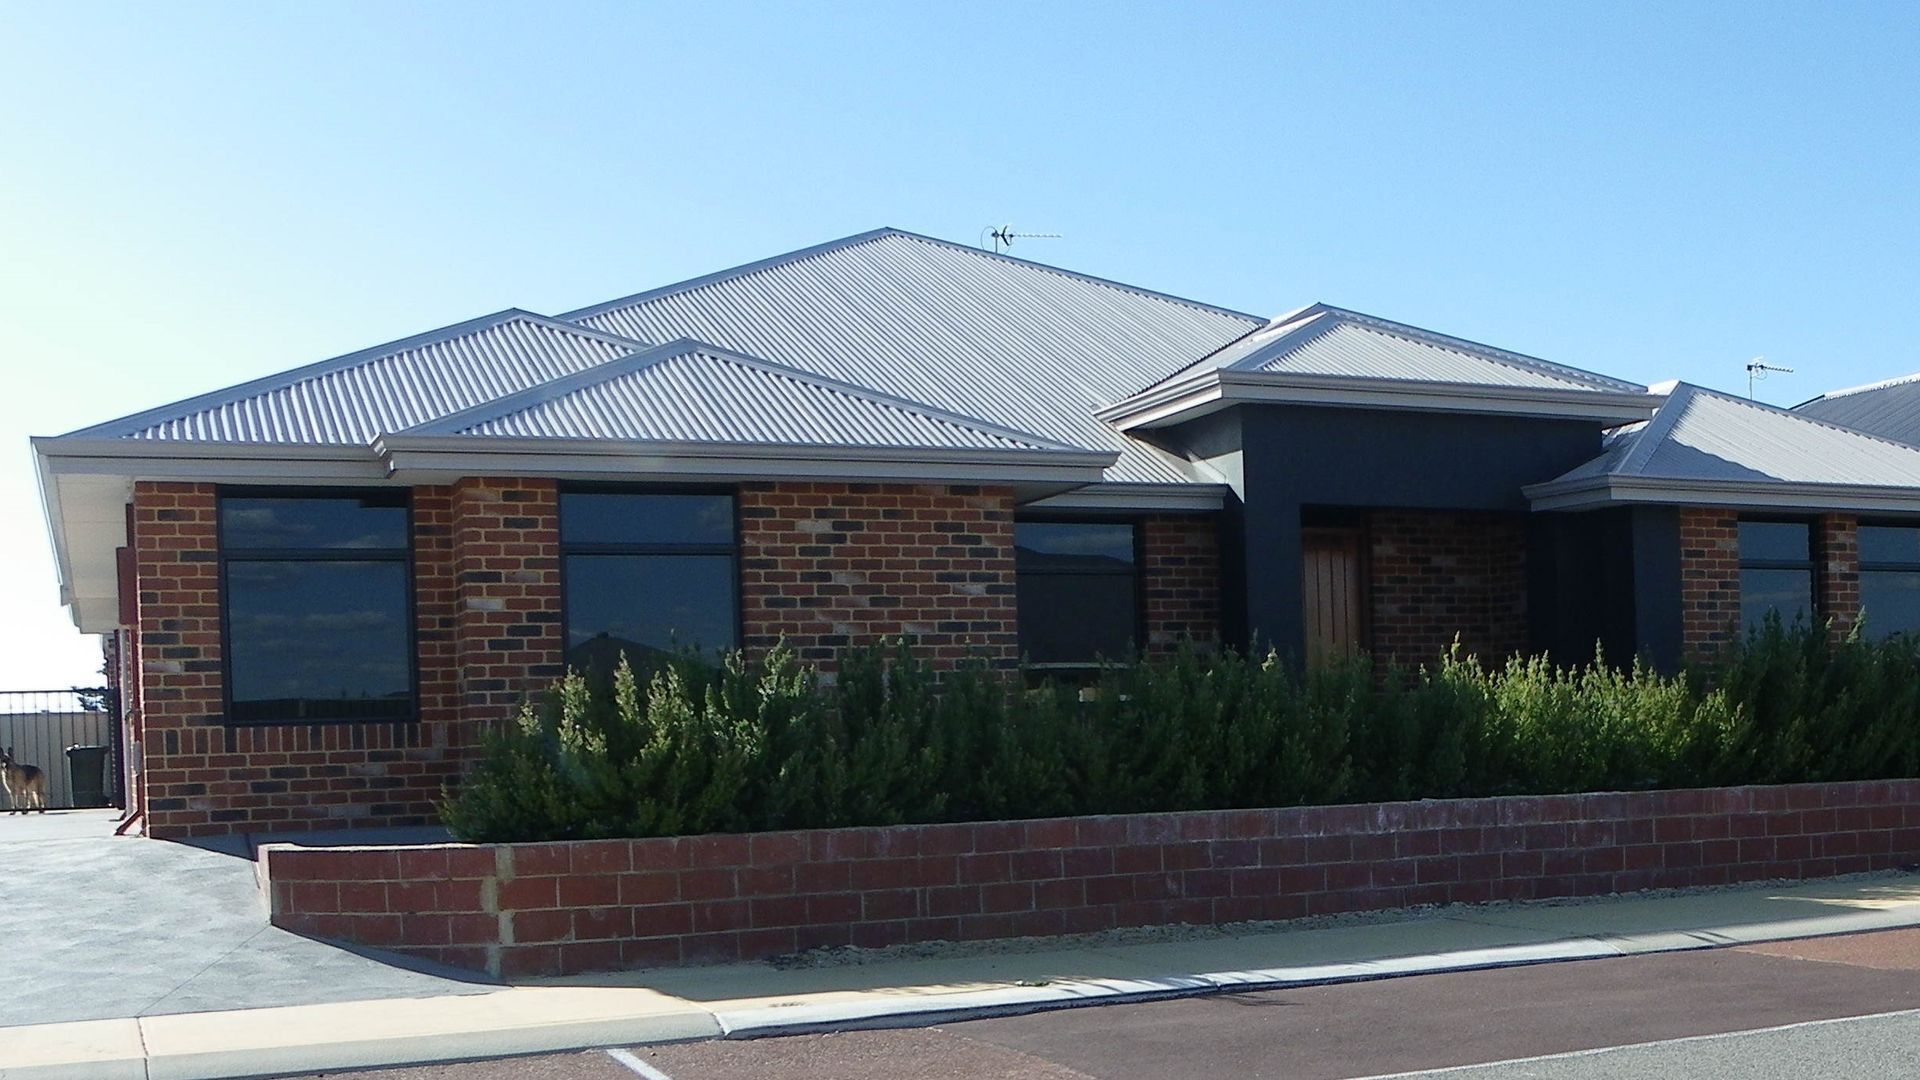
top-left (2, 1), bottom-right (1916, 686)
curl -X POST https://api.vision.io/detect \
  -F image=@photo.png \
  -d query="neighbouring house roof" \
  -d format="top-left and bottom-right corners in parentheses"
top-left (1097, 304), bottom-right (1661, 430)
top-left (1794, 372), bottom-right (1920, 448)
top-left (1527, 382), bottom-right (1920, 512)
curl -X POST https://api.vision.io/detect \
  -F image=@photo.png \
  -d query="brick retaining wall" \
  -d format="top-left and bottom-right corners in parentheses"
top-left (261, 780), bottom-right (1920, 978)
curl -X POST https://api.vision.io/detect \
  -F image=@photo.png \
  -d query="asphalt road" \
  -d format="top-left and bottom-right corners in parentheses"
top-left (291, 927), bottom-right (1920, 1079)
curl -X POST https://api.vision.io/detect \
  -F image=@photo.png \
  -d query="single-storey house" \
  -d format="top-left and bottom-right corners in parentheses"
top-left (35, 228), bottom-right (1920, 838)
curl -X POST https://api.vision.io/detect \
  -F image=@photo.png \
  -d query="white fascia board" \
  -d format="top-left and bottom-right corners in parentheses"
top-left (32, 443), bottom-right (76, 610)
top-left (1101, 373), bottom-right (1665, 430)
top-left (1024, 483), bottom-right (1229, 512)
top-left (34, 437), bottom-right (389, 482)
top-left (1526, 475), bottom-right (1920, 514)
top-left (377, 436), bottom-right (1116, 487)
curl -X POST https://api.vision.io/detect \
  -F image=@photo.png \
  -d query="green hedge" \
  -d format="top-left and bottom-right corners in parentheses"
top-left (441, 619), bottom-right (1920, 843)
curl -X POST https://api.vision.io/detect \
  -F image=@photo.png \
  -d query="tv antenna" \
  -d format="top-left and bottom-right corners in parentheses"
top-left (981, 224), bottom-right (1062, 254)
top-left (1745, 357), bottom-right (1794, 399)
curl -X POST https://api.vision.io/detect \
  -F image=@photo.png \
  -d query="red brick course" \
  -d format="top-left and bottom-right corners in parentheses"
top-left (135, 482), bottom-right (476, 838)
top-left (737, 482), bottom-right (1018, 668)
top-left (1141, 514), bottom-right (1221, 653)
top-left (451, 478), bottom-right (564, 723)
top-left (264, 779), bottom-right (1920, 977)
top-left (1367, 510), bottom-right (1529, 668)
top-left (1680, 507), bottom-right (1741, 662)
top-left (1819, 513), bottom-right (1861, 637)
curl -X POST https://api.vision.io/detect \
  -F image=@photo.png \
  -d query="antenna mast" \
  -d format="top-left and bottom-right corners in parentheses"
top-left (981, 224), bottom-right (1063, 254)
top-left (1745, 357), bottom-right (1794, 399)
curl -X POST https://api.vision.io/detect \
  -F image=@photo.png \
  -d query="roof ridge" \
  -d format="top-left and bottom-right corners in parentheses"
top-left (1610, 381), bottom-right (1697, 476)
top-left (61, 309), bottom-right (612, 440)
top-left (554, 227), bottom-right (1267, 330)
top-left (414, 336), bottom-right (1095, 453)
top-left (1310, 306), bottom-right (1646, 393)
top-left (1798, 369), bottom-right (1920, 404)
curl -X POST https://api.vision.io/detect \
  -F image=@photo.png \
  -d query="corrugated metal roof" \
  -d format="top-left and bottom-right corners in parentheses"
top-left (1151, 305), bottom-right (1645, 394)
top-left (560, 229), bottom-right (1261, 484)
top-left (70, 312), bottom-right (642, 444)
top-left (1548, 383), bottom-right (1920, 488)
top-left (426, 339), bottom-right (1090, 452)
top-left (1795, 373), bottom-right (1920, 448)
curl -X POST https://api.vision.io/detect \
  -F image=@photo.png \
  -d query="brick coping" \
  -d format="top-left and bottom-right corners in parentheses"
top-left (263, 780), bottom-right (1920, 977)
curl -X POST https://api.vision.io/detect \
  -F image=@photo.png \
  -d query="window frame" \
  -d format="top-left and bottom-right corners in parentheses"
top-left (556, 483), bottom-right (744, 670)
top-left (216, 485), bottom-right (420, 727)
top-left (1856, 520), bottom-right (1920, 639)
top-left (1013, 514), bottom-right (1146, 670)
top-left (1736, 516), bottom-right (1816, 634)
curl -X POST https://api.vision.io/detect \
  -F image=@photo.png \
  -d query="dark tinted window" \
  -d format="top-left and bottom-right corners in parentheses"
top-left (220, 492), bottom-right (415, 725)
top-left (1740, 567), bottom-right (1813, 635)
top-left (1014, 522), bottom-right (1136, 570)
top-left (1015, 521), bottom-right (1138, 665)
top-left (1861, 526), bottom-right (1920, 565)
top-left (565, 554), bottom-right (737, 669)
top-left (560, 491), bottom-right (738, 676)
top-left (226, 561), bottom-right (413, 722)
top-left (221, 495), bottom-right (408, 550)
top-left (1737, 520), bottom-right (1810, 564)
top-left (1858, 524), bottom-right (1920, 638)
top-left (559, 493), bottom-right (733, 547)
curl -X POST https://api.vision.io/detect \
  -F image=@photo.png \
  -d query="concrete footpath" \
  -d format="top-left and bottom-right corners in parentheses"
top-left (8, 873), bottom-right (1920, 1080)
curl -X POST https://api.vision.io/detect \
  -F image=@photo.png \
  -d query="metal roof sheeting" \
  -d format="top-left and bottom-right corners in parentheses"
top-left (1795, 374), bottom-right (1920, 448)
top-left (441, 341), bottom-right (1084, 452)
top-left (76, 314), bottom-right (640, 444)
top-left (561, 229), bottom-right (1260, 484)
top-left (1158, 305), bottom-right (1645, 394)
top-left (1549, 383), bottom-right (1920, 488)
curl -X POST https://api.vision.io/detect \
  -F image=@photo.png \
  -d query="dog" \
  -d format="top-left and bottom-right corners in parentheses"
top-left (0, 746), bottom-right (47, 813)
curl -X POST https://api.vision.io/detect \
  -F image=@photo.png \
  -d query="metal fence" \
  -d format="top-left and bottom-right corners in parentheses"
top-left (0, 688), bottom-right (120, 811)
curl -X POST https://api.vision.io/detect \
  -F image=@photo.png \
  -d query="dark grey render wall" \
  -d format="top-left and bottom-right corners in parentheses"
top-left (1154, 404), bottom-right (1610, 661)
top-left (1528, 506), bottom-right (1682, 670)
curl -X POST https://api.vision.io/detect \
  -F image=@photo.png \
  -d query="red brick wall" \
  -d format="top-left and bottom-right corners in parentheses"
top-left (1680, 508), bottom-right (1741, 662)
top-left (1819, 514), bottom-right (1861, 637)
top-left (265, 779), bottom-right (1920, 977)
top-left (1141, 514), bottom-right (1221, 654)
top-left (451, 478), bottom-right (564, 723)
top-left (737, 482), bottom-right (1018, 669)
top-left (1367, 510), bottom-right (1529, 668)
top-left (134, 482), bottom-right (472, 838)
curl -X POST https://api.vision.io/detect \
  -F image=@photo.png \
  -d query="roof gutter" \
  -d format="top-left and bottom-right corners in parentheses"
top-left (1099, 372), bottom-right (1665, 431)
top-left (1525, 474), bottom-right (1920, 514)
top-left (374, 435), bottom-right (1118, 486)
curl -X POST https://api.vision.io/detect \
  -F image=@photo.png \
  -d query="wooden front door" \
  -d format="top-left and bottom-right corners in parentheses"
top-left (1302, 527), bottom-right (1367, 666)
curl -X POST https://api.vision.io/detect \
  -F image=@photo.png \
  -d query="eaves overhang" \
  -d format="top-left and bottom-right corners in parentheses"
top-left (1525, 475), bottom-right (1920, 515)
top-left (1098, 371), bottom-right (1666, 431)
top-left (1023, 481), bottom-right (1231, 512)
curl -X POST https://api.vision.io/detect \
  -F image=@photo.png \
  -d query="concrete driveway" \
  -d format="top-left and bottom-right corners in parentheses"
top-left (0, 810), bottom-right (492, 1028)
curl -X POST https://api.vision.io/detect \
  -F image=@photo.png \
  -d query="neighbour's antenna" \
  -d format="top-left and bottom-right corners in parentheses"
top-left (981, 224), bottom-right (1063, 254)
top-left (1745, 357), bottom-right (1794, 399)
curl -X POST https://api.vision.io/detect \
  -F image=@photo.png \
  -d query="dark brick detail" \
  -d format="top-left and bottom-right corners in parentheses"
top-left (1366, 510), bottom-right (1528, 668)
top-left (1141, 514), bottom-right (1221, 654)
top-left (1680, 507), bottom-right (1741, 662)
top-left (1819, 514), bottom-right (1861, 636)
top-left (736, 482), bottom-right (1018, 668)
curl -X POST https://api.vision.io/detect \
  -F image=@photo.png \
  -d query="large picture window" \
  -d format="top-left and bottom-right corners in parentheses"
top-left (1859, 524), bottom-right (1920, 639)
top-left (1738, 519), bottom-right (1813, 635)
top-left (219, 491), bottom-right (415, 724)
top-left (1015, 520), bottom-right (1139, 666)
top-left (560, 490), bottom-right (737, 675)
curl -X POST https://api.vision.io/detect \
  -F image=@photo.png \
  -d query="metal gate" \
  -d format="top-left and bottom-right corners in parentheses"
top-left (0, 688), bottom-right (121, 811)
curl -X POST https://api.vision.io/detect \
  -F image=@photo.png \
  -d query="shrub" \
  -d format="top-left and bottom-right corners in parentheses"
top-left (442, 623), bottom-right (1920, 842)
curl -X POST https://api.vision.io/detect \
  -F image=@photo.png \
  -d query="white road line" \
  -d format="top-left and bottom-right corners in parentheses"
top-left (1342, 1006), bottom-right (1920, 1078)
top-left (607, 1046), bottom-right (676, 1080)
